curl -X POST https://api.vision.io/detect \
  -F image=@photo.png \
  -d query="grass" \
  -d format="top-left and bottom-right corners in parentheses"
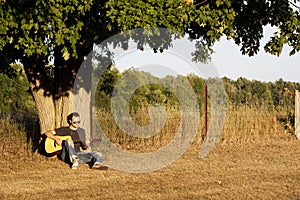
top-left (96, 106), bottom-right (182, 152)
top-left (1, 107), bottom-right (300, 199)
top-left (221, 105), bottom-right (287, 142)
top-left (1, 134), bottom-right (300, 199)
top-left (0, 115), bottom-right (31, 157)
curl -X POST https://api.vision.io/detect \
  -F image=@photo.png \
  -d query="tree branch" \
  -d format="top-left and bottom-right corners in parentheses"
top-left (194, 0), bottom-right (208, 7)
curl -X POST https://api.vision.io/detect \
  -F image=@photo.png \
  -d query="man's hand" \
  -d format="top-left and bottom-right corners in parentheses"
top-left (54, 137), bottom-right (62, 146)
top-left (45, 130), bottom-right (64, 146)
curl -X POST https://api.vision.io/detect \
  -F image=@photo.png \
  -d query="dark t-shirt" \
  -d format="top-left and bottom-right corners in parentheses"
top-left (55, 126), bottom-right (88, 152)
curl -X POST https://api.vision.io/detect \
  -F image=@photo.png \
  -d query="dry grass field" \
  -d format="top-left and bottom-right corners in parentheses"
top-left (1, 108), bottom-right (300, 199)
top-left (1, 134), bottom-right (300, 199)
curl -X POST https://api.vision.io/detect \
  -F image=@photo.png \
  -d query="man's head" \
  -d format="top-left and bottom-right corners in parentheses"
top-left (67, 112), bottom-right (80, 130)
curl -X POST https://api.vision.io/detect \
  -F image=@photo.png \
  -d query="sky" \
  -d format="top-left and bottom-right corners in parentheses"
top-left (114, 26), bottom-right (299, 83)
top-left (212, 26), bottom-right (300, 83)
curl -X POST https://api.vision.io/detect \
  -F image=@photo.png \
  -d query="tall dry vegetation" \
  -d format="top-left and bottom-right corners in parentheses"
top-left (0, 67), bottom-right (297, 157)
top-left (221, 105), bottom-right (287, 143)
top-left (96, 106), bottom-right (182, 153)
top-left (94, 103), bottom-right (290, 153)
top-left (0, 103), bottom-right (295, 159)
top-left (0, 116), bottom-right (28, 156)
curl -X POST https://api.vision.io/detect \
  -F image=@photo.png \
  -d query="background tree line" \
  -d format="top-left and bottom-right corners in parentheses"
top-left (1, 65), bottom-right (299, 115)
top-left (96, 67), bottom-right (299, 113)
top-left (1, 65), bottom-right (299, 116)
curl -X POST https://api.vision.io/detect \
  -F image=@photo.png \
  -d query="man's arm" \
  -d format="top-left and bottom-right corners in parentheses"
top-left (44, 130), bottom-right (63, 146)
top-left (80, 133), bottom-right (91, 151)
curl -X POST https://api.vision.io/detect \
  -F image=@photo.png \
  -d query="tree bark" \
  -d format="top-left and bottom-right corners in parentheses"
top-left (30, 80), bottom-right (55, 133)
top-left (23, 57), bottom-right (55, 133)
top-left (54, 94), bottom-right (72, 128)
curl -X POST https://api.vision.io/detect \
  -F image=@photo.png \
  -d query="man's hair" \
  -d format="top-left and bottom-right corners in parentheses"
top-left (67, 112), bottom-right (80, 125)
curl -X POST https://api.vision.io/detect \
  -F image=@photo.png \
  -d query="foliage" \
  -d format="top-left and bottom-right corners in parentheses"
top-left (0, 0), bottom-right (96, 59)
top-left (95, 67), bottom-right (300, 120)
top-left (222, 77), bottom-right (300, 109)
top-left (106, 0), bottom-right (300, 58)
top-left (96, 68), bottom-right (206, 113)
top-left (0, 64), bottom-right (36, 114)
top-left (0, 0), bottom-right (298, 71)
top-left (95, 66), bottom-right (121, 110)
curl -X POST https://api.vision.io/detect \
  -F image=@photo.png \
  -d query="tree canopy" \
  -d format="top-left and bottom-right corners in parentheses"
top-left (106, 0), bottom-right (300, 56)
top-left (1, 0), bottom-right (299, 65)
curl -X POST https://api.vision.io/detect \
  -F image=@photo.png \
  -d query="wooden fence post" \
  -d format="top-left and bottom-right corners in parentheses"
top-left (202, 84), bottom-right (208, 141)
top-left (295, 90), bottom-right (300, 139)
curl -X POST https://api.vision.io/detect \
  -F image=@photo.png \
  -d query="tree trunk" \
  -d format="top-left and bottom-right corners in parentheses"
top-left (54, 93), bottom-right (72, 128)
top-left (23, 57), bottom-right (56, 133)
top-left (30, 80), bottom-right (55, 133)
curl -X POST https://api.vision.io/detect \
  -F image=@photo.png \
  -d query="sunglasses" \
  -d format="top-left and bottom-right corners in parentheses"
top-left (72, 121), bottom-right (80, 124)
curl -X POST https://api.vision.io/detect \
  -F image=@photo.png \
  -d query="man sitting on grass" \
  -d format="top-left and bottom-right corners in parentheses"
top-left (44, 112), bottom-right (104, 170)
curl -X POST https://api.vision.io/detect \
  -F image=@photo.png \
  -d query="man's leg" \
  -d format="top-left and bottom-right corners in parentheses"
top-left (77, 151), bottom-right (103, 168)
top-left (58, 140), bottom-right (79, 169)
top-left (91, 152), bottom-right (103, 168)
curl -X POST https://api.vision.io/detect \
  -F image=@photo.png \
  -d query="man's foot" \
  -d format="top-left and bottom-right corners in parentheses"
top-left (91, 161), bottom-right (102, 169)
top-left (71, 156), bottom-right (79, 170)
top-left (91, 162), bottom-right (109, 170)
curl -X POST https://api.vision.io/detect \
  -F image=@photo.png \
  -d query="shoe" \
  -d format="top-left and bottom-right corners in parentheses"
top-left (91, 161), bottom-right (102, 169)
top-left (71, 160), bottom-right (79, 170)
top-left (71, 156), bottom-right (79, 170)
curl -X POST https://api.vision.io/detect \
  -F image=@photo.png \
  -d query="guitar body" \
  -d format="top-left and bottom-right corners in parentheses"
top-left (45, 135), bottom-right (71, 154)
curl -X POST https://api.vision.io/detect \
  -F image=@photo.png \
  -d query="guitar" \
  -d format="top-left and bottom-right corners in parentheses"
top-left (45, 135), bottom-right (71, 154)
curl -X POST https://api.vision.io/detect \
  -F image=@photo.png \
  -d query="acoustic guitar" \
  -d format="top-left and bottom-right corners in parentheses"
top-left (45, 135), bottom-right (71, 153)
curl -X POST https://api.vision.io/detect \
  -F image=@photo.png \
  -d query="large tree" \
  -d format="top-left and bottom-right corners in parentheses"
top-left (0, 0), bottom-right (299, 133)
top-left (0, 0), bottom-right (108, 132)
